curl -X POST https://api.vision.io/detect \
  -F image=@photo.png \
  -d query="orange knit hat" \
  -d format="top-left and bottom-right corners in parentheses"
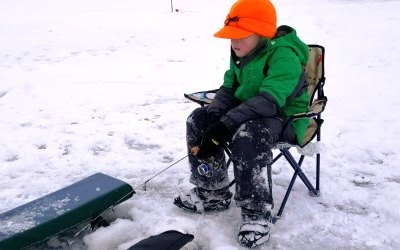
top-left (214, 0), bottom-right (277, 39)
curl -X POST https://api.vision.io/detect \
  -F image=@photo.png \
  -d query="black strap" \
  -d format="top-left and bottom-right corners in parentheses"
top-left (128, 230), bottom-right (194, 250)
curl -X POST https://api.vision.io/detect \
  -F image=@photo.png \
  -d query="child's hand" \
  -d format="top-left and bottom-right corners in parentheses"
top-left (191, 146), bottom-right (200, 156)
top-left (193, 121), bottom-right (230, 159)
top-left (207, 111), bottom-right (222, 125)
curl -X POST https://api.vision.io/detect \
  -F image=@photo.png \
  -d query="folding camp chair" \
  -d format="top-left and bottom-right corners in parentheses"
top-left (184, 45), bottom-right (327, 221)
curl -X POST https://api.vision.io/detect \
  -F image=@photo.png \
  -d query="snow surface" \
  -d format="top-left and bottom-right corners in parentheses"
top-left (1, 0), bottom-right (400, 249)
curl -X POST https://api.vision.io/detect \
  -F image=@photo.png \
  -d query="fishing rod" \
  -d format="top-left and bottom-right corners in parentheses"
top-left (135, 154), bottom-right (188, 191)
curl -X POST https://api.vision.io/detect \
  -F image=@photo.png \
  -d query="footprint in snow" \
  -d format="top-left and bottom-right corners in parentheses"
top-left (385, 176), bottom-right (400, 184)
top-left (335, 200), bottom-right (368, 215)
top-left (59, 144), bottom-right (72, 156)
top-left (161, 155), bottom-right (174, 163)
top-left (124, 137), bottom-right (160, 151)
top-left (352, 175), bottom-right (375, 188)
top-left (89, 142), bottom-right (111, 156)
top-left (5, 155), bottom-right (19, 162)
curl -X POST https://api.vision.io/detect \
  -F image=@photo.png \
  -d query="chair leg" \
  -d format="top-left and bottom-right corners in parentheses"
top-left (272, 152), bottom-right (283, 164)
top-left (281, 149), bottom-right (319, 196)
top-left (275, 149), bottom-right (320, 220)
top-left (225, 146), bottom-right (320, 220)
top-left (276, 167), bottom-right (298, 218)
top-left (316, 116), bottom-right (322, 192)
top-left (316, 153), bottom-right (320, 191)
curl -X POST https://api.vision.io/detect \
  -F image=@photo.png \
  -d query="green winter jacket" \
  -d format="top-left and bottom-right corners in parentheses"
top-left (216, 26), bottom-right (310, 144)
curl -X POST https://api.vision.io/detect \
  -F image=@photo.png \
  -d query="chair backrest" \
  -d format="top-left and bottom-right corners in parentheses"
top-left (305, 45), bottom-right (325, 103)
top-left (298, 45), bottom-right (326, 147)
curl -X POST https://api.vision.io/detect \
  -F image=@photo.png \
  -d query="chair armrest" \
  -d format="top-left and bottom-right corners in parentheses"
top-left (287, 98), bottom-right (327, 121)
top-left (184, 89), bottom-right (218, 106)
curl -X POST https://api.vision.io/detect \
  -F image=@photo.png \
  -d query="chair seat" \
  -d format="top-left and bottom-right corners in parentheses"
top-left (272, 142), bottom-right (296, 150)
top-left (273, 141), bottom-right (323, 156)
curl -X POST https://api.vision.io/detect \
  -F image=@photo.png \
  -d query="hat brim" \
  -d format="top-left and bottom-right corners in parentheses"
top-left (214, 26), bottom-right (254, 39)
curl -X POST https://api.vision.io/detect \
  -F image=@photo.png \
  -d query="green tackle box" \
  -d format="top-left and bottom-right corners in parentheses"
top-left (0, 173), bottom-right (134, 249)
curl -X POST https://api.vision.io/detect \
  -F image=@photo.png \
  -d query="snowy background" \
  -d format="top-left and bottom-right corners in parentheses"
top-left (1, 0), bottom-right (400, 249)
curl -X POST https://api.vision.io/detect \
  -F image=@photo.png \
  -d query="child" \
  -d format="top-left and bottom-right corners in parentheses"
top-left (174, 0), bottom-right (310, 247)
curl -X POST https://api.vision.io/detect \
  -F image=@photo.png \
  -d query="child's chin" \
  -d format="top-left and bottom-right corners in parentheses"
top-left (234, 51), bottom-right (245, 58)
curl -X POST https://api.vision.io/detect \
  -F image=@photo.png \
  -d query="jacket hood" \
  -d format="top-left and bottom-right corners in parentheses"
top-left (269, 25), bottom-right (309, 65)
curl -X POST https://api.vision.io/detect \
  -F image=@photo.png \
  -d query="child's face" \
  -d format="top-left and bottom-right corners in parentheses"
top-left (231, 34), bottom-right (261, 58)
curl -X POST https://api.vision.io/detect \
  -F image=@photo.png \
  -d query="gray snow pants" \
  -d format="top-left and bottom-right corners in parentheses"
top-left (186, 107), bottom-right (297, 212)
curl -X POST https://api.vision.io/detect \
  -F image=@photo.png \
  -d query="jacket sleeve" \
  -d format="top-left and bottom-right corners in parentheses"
top-left (221, 47), bottom-right (303, 131)
top-left (220, 92), bottom-right (278, 131)
top-left (259, 47), bottom-right (303, 108)
top-left (206, 66), bottom-right (239, 115)
top-left (207, 86), bottom-right (239, 116)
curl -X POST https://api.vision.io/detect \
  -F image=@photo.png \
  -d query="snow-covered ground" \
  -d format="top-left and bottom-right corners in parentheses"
top-left (1, 0), bottom-right (400, 249)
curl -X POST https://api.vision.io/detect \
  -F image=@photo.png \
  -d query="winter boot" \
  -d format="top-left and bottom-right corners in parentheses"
top-left (238, 208), bottom-right (273, 248)
top-left (173, 187), bottom-right (232, 213)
